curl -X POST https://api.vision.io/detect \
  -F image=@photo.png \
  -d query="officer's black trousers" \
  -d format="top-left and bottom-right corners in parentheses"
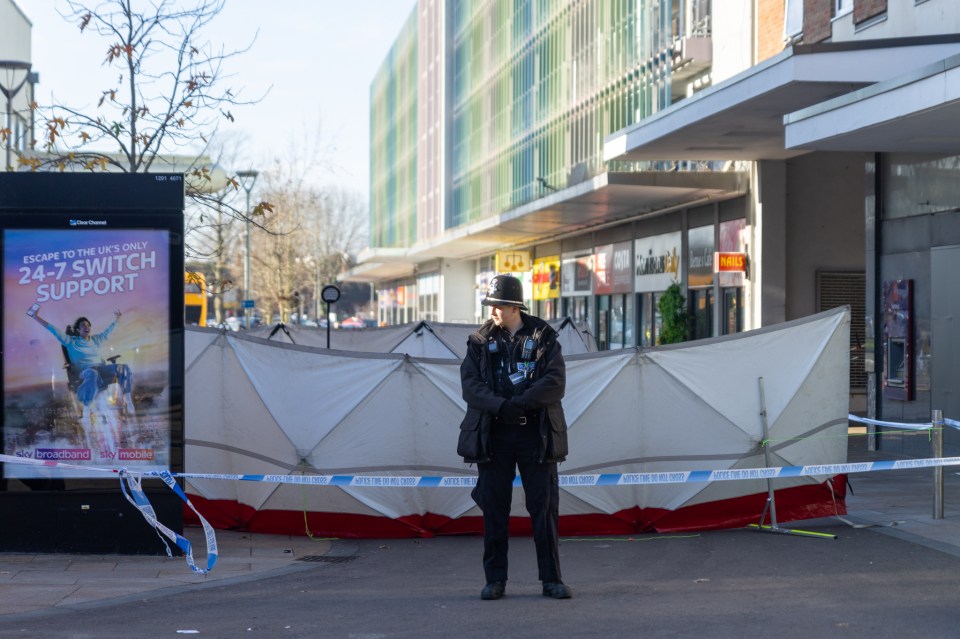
top-left (471, 421), bottom-right (561, 584)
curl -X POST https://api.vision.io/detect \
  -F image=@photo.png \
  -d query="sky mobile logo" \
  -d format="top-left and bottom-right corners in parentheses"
top-left (118, 449), bottom-right (154, 461)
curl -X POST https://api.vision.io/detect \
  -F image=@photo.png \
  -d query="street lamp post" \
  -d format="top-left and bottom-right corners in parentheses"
top-left (321, 285), bottom-right (341, 349)
top-left (237, 169), bottom-right (259, 328)
top-left (315, 263), bottom-right (321, 323)
top-left (0, 60), bottom-right (33, 171)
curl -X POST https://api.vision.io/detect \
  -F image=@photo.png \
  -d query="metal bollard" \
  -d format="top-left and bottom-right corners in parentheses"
top-left (932, 409), bottom-right (944, 520)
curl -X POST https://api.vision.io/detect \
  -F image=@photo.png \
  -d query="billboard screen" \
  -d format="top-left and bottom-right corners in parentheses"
top-left (3, 227), bottom-right (174, 478)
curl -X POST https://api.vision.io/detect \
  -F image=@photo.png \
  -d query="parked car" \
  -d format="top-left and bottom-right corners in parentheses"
top-left (339, 316), bottom-right (365, 329)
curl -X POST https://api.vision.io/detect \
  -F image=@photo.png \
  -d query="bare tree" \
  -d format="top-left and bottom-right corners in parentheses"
top-left (184, 134), bottom-right (251, 323)
top-left (185, 197), bottom-right (241, 324)
top-left (27, 0), bottom-right (237, 171)
top-left (21, 0), bottom-right (270, 217)
top-left (252, 162), bottom-right (366, 324)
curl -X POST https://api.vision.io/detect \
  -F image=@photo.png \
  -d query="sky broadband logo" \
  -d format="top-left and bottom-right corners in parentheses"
top-left (69, 219), bottom-right (108, 226)
top-left (36, 448), bottom-right (92, 461)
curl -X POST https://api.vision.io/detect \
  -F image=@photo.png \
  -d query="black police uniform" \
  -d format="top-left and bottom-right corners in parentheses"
top-left (458, 309), bottom-right (569, 591)
top-left (480, 322), bottom-right (560, 584)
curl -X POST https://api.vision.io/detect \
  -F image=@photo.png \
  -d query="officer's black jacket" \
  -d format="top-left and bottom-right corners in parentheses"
top-left (457, 313), bottom-right (568, 464)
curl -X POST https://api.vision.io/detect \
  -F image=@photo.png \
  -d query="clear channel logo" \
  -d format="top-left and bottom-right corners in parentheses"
top-left (69, 219), bottom-right (108, 226)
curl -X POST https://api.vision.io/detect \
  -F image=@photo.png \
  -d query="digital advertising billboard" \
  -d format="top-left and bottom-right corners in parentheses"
top-left (4, 228), bottom-right (172, 478)
top-left (0, 174), bottom-right (184, 483)
top-left (0, 173), bottom-right (185, 553)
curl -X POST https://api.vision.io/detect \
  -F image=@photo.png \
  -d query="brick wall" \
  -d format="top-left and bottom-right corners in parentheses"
top-left (854, 0), bottom-right (887, 24)
top-left (803, 0), bottom-right (833, 43)
top-left (758, 0), bottom-right (787, 61)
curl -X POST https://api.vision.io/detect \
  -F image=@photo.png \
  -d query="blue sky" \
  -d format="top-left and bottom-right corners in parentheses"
top-left (22, 0), bottom-right (418, 197)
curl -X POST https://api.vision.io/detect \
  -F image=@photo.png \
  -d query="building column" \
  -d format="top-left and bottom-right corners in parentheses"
top-left (749, 159), bottom-right (787, 329)
top-left (440, 260), bottom-right (476, 323)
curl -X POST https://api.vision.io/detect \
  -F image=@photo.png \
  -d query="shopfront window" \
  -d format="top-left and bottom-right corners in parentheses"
top-left (561, 250), bottom-right (593, 328)
top-left (536, 298), bottom-right (560, 320)
top-left (417, 273), bottom-right (440, 322)
top-left (595, 294), bottom-right (631, 350)
top-left (378, 282), bottom-right (417, 326)
top-left (597, 296), bottom-right (609, 350)
top-left (687, 224), bottom-right (715, 340)
top-left (533, 255), bottom-right (561, 320)
top-left (884, 153), bottom-right (960, 219)
top-left (608, 294), bottom-right (629, 349)
top-left (475, 269), bottom-right (496, 322)
top-left (562, 296), bottom-right (591, 325)
top-left (718, 219), bottom-right (746, 336)
top-left (593, 241), bottom-right (632, 350)
top-left (689, 288), bottom-right (714, 340)
top-left (399, 284), bottom-right (416, 324)
top-left (638, 291), bottom-right (663, 347)
top-left (722, 287), bottom-right (742, 335)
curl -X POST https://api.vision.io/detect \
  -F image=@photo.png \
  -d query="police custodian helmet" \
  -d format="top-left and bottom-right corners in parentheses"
top-left (481, 274), bottom-right (528, 311)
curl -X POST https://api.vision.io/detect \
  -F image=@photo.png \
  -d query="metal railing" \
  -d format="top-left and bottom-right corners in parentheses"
top-left (848, 410), bottom-right (956, 519)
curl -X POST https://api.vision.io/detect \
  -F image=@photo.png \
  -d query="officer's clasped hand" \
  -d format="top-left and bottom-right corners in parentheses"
top-left (498, 398), bottom-right (525, 421)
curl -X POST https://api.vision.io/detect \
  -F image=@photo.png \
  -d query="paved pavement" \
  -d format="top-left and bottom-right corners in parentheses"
top-left (2, 426), bottom-right (959, 620)
top-left (0, 530), bottom-right (333, 617)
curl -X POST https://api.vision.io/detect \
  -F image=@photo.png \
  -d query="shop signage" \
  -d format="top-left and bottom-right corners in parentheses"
top-left (688, 225), bottom-right (715, 288)
top-left (714, 252), bottom-right (747, 272)
top-left (634, 231), bottom-right (681, 293)
top-left (561, 251), bottom-right (593, 296)
top-left (719, 219), bottom-right (747, 287)
top-left (594, 242), bottom-right (632, 295)
top-left (532, 256), bottom-right (560, 300)
top-left (495, 250), bottom-right (530, 273)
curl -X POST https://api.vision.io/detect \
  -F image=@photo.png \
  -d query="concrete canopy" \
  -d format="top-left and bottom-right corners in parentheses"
top-left (785, 52), bottom-right (960, 154)
top-left (348, 170), bottom-right (746, 282)
top-left (604, 38), bottom-right (960, 163)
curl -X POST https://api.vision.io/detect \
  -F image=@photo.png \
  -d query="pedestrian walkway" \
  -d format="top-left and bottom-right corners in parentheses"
top-left (839, 426), bottom-right (960, 558)
top-left (2, 426), bottom-right (959, 618)
top-left (0, 531), bottom-right (332, 616)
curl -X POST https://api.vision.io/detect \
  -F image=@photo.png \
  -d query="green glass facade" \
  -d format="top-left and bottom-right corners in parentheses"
top-left (370, 0), bottom-right (712, 248)
top-left (370, 8), bottom-right (419, 249)
top-left (448, 0), bottom-right (697, 228)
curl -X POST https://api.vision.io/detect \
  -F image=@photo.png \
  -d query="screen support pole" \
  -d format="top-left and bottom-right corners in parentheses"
top-left (749, 377), bottom-right (837, 540)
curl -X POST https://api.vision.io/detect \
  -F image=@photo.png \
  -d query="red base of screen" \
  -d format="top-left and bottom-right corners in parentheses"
top-left (184, 476), bottom-right (846, 538)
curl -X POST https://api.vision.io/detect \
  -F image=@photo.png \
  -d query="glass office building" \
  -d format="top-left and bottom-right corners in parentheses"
top-left (362, 0), bottom-right (749, 343)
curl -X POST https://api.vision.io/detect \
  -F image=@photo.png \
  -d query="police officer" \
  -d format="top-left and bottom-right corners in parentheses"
top-left (457, 274), bottom-right (572, 600)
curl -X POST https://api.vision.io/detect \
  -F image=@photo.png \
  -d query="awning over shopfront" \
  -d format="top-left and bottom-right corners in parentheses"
top-left (604, 37), bottom-right (960, 163)
top-left (345, 170), bottom-right (746, 282)
top-left (784, 52), bottom-right (960, 154)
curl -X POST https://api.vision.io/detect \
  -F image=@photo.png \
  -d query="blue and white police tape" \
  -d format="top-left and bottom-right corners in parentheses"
top-left (169, 456), bottom-right (960, 487)
top-left (7, 452), bottom-right (960, 492)
top-left (5, 445), bottom-right (960, 575)
top-left (0, 453), bottom-right (217, 575)
top-left (848, 413), bottom-right (960, 431)
top-left (119, 468), bottom-right (218, 574)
